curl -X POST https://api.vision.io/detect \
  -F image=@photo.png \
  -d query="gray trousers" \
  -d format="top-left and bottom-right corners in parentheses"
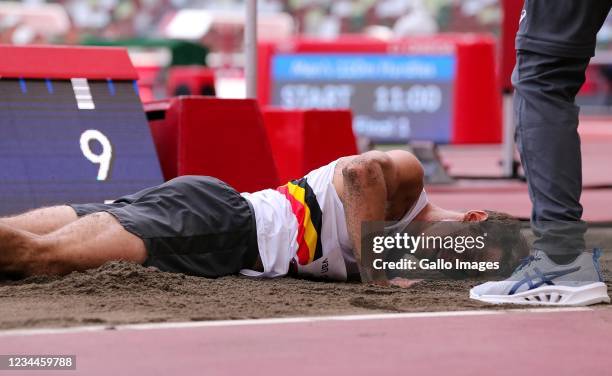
top-left (513, 0), bottom-right (612, 255)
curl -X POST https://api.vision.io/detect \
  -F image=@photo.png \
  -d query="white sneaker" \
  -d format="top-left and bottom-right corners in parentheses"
top-left (470, 249), bottom-right (610, 306)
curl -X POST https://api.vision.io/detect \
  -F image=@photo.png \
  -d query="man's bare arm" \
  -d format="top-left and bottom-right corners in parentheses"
top-left (340, 150), bottom-right (424, 281)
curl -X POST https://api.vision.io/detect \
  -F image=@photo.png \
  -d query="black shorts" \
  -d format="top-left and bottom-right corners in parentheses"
top-left (70, 176), bottom-right (259, 278)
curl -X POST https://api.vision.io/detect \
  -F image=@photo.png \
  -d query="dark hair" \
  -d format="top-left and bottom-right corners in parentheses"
top-left (479, 210), bottom-right (530, 276)
top-left (384, 210), bottom-right (530, 280)
top-left (482, 210), bottom-right (518, 222)
top-left (429, 210), bottom-right (529, 279)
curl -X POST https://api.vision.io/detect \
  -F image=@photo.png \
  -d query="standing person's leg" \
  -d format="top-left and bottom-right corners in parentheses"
top-left (514, 0), bottom-right (612, 261)
top-left (470, 0), bottom-right (612, 305)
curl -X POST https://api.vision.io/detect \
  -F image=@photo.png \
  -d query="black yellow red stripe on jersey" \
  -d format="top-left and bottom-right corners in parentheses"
top-left (276, 178), bottom-right (323, 265)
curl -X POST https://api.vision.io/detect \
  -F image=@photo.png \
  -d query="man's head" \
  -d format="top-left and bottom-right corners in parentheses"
top-left (413, 209), bottom-right (530, 278)
top-left (473, 210), bottom-right (530, 275)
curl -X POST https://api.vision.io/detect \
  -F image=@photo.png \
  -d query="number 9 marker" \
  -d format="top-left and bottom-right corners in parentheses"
top-left (80, 129), bottom-right (113, 181)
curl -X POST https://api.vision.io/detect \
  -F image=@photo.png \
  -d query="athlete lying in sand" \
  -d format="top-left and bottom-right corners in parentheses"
top-left (0, 150), bottom-right (527, 286)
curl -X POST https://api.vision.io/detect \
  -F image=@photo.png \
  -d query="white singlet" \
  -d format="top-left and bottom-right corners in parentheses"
top-left (240, 159), bottom-right (428, 281)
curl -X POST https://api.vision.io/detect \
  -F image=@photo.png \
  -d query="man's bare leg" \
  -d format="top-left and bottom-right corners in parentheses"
top-left (0, 206), bottom-right (78, 235)
top-left (0, 212), bottom-right (147, 277)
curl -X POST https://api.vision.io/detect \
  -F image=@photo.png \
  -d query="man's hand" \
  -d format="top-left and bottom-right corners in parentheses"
top-left (371, 278), bottom-right (423, 288)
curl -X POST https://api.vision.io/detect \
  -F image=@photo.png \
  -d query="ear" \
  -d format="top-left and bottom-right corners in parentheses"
top-left (464, 210), bottom-right (488, 222)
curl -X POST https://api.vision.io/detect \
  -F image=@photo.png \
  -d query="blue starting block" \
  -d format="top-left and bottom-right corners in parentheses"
top-left (0, 45), bottom-right (163, 215)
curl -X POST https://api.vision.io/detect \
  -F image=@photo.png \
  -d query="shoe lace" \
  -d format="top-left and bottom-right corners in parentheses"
top-left (513, 255), bottom-right (541, 274)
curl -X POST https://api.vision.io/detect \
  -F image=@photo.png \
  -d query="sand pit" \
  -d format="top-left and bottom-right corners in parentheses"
top-left (0, 261), bottom-right (610, 330)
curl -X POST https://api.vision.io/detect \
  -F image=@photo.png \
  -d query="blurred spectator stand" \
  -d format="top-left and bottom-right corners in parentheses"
top-left (82, 37), bottom-right (209, 101)
top-left (167, 66), bottom-right (216, 97)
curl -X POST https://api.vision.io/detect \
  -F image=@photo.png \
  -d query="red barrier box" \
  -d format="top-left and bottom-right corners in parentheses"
top-left (263, 108), bottom-right (357, 182)
top-left (145, 97), bottom-right (280, 192)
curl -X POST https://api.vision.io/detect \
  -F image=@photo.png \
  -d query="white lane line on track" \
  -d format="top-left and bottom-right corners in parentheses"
top-left (0, 307), bottom-right (594, 338)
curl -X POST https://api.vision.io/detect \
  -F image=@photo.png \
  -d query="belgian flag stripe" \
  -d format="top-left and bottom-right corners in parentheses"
top-left (286, 183), bottom-right (318, 263)
top-left (277, 184), bottom-right (310, 264)
top-left (292, 178), bottom-right (323, 261)
top-left (277, 178), bottom-right (323, 265)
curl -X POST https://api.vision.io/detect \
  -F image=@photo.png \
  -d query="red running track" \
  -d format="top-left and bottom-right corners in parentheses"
top-left (429, 117), bottom-right (612, 221)
top-left (0, 308), bottom-right (610, 376)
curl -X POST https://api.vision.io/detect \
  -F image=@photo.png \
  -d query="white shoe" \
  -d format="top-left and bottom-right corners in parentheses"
top-left (470, 249), bottom-right (610, 306)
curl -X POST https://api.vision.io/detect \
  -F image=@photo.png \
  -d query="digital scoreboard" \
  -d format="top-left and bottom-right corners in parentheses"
top-left (259, 36), bottom-right (502, 145)
top-left (270, 53), bottom-right (456, 143)
top-left (0, 46), bottom-right (164, 216)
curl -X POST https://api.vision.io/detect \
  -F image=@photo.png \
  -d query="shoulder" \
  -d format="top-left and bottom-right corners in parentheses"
top-left (334, 150), bottom-right (421, 172)
top-left (332, 150), bottom-right (424, 196)
top-left (386, 150), bottom-right (424, 185)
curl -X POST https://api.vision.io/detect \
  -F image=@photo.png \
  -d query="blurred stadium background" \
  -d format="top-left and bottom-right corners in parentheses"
top-left (3, 0), bottom-right (612, 107)
top-left (1, 0), bottom-right (612, 218)
top-left (0, 0), bottom-right (512, 100)
top-left (1, 3), bottom-right (612, 372)
top-left (0, 0), bottom-right (604, 100)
